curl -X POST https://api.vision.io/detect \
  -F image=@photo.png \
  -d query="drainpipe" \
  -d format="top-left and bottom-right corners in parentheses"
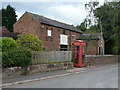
top-left (69, 31), bottom-right (71, 51)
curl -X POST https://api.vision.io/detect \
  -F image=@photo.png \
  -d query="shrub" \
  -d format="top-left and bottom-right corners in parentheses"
top-left (2, 47), bottom-right (32, 68)
top-left (113, 46), bottom-right (119, 55)
top-left (0, 37), bottom-right (17, 52)
top-left (16, 33), bottom-right (43, 51)
top-left (0, 37), bottom-right (2, 52)
top-left (2, 52), bottom-right (11, 68)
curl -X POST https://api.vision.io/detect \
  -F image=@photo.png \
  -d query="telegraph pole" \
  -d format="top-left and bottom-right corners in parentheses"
top-left (100, 20), bottom-right (103, 56)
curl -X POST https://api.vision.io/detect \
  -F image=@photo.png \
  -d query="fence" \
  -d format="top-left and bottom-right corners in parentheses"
top-left (32, 51), bottom-right (72, 65)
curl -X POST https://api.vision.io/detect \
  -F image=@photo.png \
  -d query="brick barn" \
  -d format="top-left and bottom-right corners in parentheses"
top-left (14, 11), bottom-right (83, 51)
top-left (13, 11), bottom-right (104, 55)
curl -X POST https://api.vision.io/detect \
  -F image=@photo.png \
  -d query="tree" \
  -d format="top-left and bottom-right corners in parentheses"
top-left (85, 25), bottom-right (99, 33)
top-left (93, 2), bottom-right (120, 54)
top-left (2, 5), bottom-right (17, 32)
top-left (85, 2), bottom-right (99, 28)
top-left (83, 1), bottom-right (120, 54)
top-left (77, 2), bottom-right (100, 33)
top-left (16, 33), bottom-right (43, 51)
top-left (76, 20), bottom-right (87, 32)
top-left (0, 9), bottom-right (2, 27)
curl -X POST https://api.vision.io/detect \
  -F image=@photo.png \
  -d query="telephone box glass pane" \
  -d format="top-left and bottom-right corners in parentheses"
top-left (82, 46), bottom-right (84, 54)
top-left (82, 55), bottom-right (85, 64)
top-left (75, 46), bottom-right (79, 63)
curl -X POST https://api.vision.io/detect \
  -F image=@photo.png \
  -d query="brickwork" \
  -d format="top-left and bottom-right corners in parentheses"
top-left (14, 12), bottom-right (81, 51)
top-left (2, 62), bottom-right (73, 78)
top-left (1, 26), bottom-right (19, 39)
top-left (2, 26), bottom-right (10, 33)
top-left (86, 55), bottom-right (118, 66)
top-left (86, 37), bottom-right (105, 55)
top-left (14, 12), bottom-right (105, 54)
top-left (86, 40), bottom-right (98, 55)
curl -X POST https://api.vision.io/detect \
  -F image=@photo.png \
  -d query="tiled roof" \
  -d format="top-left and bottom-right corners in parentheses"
top-left (28, 12), bottom-right (83, 33)
top-left (78, 33), bottom-right (101, 40)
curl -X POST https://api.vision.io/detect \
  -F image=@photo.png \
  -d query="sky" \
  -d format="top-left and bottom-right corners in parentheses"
top-left (1, 0), bottom-right (106, 26)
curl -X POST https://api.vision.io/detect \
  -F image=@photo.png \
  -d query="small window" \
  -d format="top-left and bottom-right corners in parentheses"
top-left (60, 34), bottom-right (68, 45)
top-left (47, 30), bottom-right (51, 36)
top-left (41, 25), bottom-right (44, 28)
top-left (63, 30), bottom-right (66, 34)
top-left (72, 35), bottom-right (76, 40)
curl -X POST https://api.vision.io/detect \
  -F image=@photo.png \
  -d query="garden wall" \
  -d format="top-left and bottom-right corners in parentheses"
top-left (86, 55), bottom-right (118, 66)
top-left (2, 55), bottom-right (118, 78)
top-left (2, 62), bottom-right (73, 78)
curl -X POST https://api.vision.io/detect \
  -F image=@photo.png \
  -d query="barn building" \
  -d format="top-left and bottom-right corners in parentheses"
top-left (14, 11), bottom-right (83, 51)
top-left (13, 11), bottom-right (104, 55)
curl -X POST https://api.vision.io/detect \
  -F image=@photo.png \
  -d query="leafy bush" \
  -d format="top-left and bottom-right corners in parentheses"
top-left (0, 37), bottom-right (2, 52)
top-left (2, 47), bottom-right (32, 68)
top-left (16, 33), bottom-right (43, 51)
top-left (113, 46), bottom-right (119, 55)
top-left (0, 37), bottom-right (17, 52)
top-left (2, 52), bottom-right (12, 68)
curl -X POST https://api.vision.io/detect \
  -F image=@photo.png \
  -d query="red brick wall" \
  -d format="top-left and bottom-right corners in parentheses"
top-left (0, 26), bottom-right (9, 37)
top-left (86, 38), bottom-right (105, 55)
top-left (14, 12), bottom-right (81, 51)
top-left (2, 26), bottom-right (10, 33)
top-left (14, 12), bottom-right (40, 35)
top-left (86, 55), bottom-right (118, 66)
top-left (86, 40), bottom-right (98, 55)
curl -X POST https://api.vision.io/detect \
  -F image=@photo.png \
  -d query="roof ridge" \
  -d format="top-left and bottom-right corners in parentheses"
top-left (28, 12), bottom-right (75, 27)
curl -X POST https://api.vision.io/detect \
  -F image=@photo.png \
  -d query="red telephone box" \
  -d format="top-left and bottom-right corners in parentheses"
top-left (73, 40), bottom-right (86, 67)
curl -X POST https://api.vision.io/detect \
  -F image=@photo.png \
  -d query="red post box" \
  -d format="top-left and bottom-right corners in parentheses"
top-left (73, 40), bottom-right (86, 67)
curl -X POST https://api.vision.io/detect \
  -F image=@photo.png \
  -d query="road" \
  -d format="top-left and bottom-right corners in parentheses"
top-left (4, 64), bottom-right (118, 88)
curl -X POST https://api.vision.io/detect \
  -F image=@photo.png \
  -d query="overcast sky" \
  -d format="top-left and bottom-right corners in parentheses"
top-left (2, 0), bottom-right (105, 26)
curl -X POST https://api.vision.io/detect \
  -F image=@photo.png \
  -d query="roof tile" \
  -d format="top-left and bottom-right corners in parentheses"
top-left (28, 12), bottom-right (83, 33)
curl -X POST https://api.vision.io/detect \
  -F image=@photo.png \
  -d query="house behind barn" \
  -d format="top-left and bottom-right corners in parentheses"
top-left (0, 26), bottom-right (19, 39)
top-left (14, 11), bottom-right (83, 51)
top-left (78, 33), bottom-right (105, 55)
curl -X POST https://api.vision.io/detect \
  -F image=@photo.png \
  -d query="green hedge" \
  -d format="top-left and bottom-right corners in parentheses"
top-left (2, 47), bottom-right (32, 68)
top-left (0, 37), bottom-right (17, 52)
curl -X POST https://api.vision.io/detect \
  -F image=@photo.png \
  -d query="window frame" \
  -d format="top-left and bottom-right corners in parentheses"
top-left (72, 35), bottom-right (76, 40)
top-left (47, 30), bottom-right (52, 36)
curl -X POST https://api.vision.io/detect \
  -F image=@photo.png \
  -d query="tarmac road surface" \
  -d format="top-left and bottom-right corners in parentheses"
top-left (3, 63), bottom-right (118, 88)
